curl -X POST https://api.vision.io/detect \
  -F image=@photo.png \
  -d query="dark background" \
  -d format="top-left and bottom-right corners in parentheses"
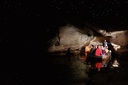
top-left (1, 0), bottom-right (128, 69)
top-left (0, 0), bottom-right (128, 84)
top-left (1, 0), bottom-right (128, 47)
top-left (1, 0), bottom-right (128, 67)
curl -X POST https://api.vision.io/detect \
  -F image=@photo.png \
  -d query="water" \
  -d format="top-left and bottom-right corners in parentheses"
top-left (42, 50), bottom-right (128, 85)
top-left (43, 54), bottom-right (88, 85)
top-left (0, 49), bottom-right (128, 85)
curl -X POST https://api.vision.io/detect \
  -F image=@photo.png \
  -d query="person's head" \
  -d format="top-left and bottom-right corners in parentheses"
top-left (101, 46), bottom-right (104, 50)
top-left (98, 45), bottom-right (100, 49)
top-left (91, 45), bottom-right (94, 48)
top-left (105, 40), bottom-right (106, 42)
top-left (106, 46), bottom-right (108, 49)
top-left (95, 45), bottom-right (97, 49)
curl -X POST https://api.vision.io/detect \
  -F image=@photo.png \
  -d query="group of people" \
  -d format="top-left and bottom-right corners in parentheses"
top-left (90, 45), bottom-right (109, 56)
top-left (90, 40), bottom-right (110, 56)
top-left (89, 40), bottom-right (111, 71)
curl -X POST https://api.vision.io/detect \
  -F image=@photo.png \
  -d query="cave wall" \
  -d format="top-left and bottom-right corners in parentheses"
top-left (59, 25), bottom-right (91, 46)
top-left (47, 23), bottom-right (128, 53)
top-left (48, 25), bottom-right (93, 53)
top-left (98, 29), bottom-right (128, 47)
top-left (110, 31), bottom-right (128, 47)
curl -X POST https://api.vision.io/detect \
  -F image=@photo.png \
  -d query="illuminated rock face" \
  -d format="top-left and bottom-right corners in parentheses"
top-left (110, 31), bottom-right (128, 47)
top-left (111, 43), bottom-right (121, 51)
top-left (48, 25), bottom-right (93, 53)
top-left (47, 24), bottom-right (128, 53)
top-left (59, 25), bottom-right (91, 46)
top-left (99, 30), bottom-right (128, 47)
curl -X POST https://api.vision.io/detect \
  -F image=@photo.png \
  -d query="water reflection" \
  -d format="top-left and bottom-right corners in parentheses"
top-left (112, 59), bottom-right (119, 67)
top-left (46, 48), bottom-right (127, 85)
top-left (66, 48), bottom-right (71, 61)
top-left (48, 53), bottom-right (89, 85)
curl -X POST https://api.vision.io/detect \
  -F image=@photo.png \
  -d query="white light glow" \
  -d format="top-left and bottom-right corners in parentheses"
top-left (112, 59), bottom-right (119, 67)
top-left (111, 43), bottom-right (121, 51)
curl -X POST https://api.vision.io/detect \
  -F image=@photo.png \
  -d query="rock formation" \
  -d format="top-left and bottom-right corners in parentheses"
top-left (47, 24), bottom-right (128, 55)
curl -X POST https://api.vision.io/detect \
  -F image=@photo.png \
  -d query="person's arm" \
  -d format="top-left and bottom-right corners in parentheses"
top-left (107, 42), bottom-right (111, 44)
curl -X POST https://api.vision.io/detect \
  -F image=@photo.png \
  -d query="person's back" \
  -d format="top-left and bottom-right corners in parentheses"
top-left (90, 45), bottom-right (95, 54)
top-left (92, 45), bottom-right (97, 55)
top-left (90, 48), bottom-right (95, 54)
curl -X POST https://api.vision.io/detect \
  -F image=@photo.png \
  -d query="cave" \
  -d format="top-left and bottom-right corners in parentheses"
top-left (1, 0), bottom-right (128, 85)
top-left (43, 21), bottom-right (128, 85)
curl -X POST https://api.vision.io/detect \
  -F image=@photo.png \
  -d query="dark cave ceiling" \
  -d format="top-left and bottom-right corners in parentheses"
top-left (1, 0), bottom-right (128, 29)
top-left (1, 0), bottom-right (128, 42)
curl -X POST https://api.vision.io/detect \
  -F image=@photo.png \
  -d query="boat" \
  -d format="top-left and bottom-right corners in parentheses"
top-left (80, 44), bottom-right (112, 69)
top-left (85, 50), bottom-right (112, 68)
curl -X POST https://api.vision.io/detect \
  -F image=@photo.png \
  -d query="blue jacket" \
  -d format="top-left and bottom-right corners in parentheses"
top-left (103, 42), bottom-right (110, 47)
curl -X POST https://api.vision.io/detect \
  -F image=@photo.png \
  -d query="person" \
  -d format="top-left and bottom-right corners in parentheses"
top-left (95, 45), bottom-right (103, 71)
top-left (101, 46), bottom-right (106, 55)
top-left (103, 40), bottom-right (111, 47)
top-left (92, 45), bottom-right (97, 55)
top-left (85, 45), bottom-right (91, 57)
top-left (90, 45), bottom-right (95, 54)
top-left (95, 45), bottom-right (103, 56)
top-left (95, 45), bottom-right (98, 49)
top-left (104, 46), bottom-right (109, 54)
top-left (66, 48), bottom-right (71, 61)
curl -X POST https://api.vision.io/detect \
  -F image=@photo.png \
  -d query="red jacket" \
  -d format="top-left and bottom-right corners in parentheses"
top-left (95, 48), bottom-right (103, 56)
top-left (103, 50), bottom-right (106, 54)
